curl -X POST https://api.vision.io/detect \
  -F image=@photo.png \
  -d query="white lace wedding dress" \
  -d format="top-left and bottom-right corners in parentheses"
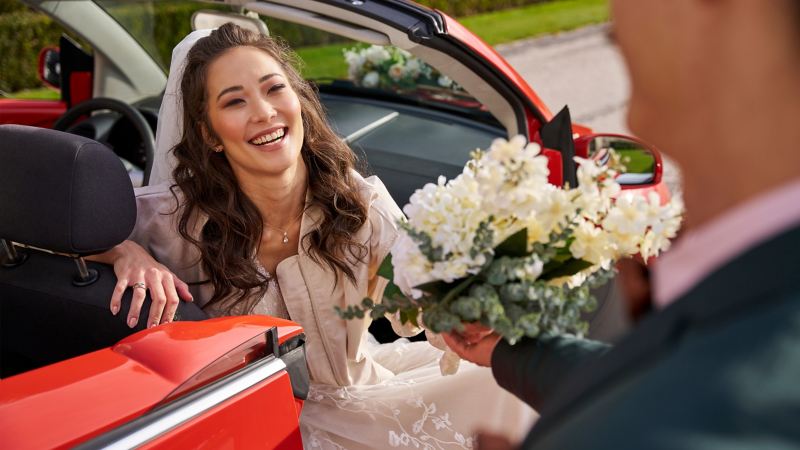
top-left (152, 29), bottom-right (536, 450)
top-left (207, 261), bottom-right (535, 449)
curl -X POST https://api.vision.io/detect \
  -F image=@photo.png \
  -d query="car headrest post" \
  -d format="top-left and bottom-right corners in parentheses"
top-left (1, 240), bottom-right (27, 268)
top-left (72, 256), bottom-right (100, 287)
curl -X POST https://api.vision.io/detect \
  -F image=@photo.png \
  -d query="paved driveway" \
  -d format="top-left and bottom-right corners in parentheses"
top-left (497, 24), bottom-right (682, 197)
top-left (497, 24), bottom-right (629, 134)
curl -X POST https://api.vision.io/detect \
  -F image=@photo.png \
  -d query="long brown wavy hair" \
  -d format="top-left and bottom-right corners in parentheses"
top-left (171, 23), bottom-right (368, 313)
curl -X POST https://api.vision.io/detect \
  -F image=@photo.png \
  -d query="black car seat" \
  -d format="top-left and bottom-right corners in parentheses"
top-left (0, 125), bottom-right (207, 378)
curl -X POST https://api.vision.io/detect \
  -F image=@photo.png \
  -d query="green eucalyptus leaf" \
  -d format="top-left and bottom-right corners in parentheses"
top-left (495, 228), bottom-right (530, 258)
top-left (377, 254), bottom-right (394, 279)
top-left (376, 254), bottom-right (406, 301)
top-left (414, 279), bottom-right (453, 295)
top-left (399, 307), bottom-right (420, 326)
top-left (541, 258), bottom-right (594, 280)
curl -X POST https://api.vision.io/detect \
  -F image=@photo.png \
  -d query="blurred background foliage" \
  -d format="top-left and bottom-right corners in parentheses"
top-left (0, 0), bottom-right (607, 96)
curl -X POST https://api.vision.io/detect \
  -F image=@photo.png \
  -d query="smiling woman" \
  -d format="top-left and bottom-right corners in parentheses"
top-left (90, 23), bottom-right (535, 448)
top-left (171, 25), bottom-right (369, 314)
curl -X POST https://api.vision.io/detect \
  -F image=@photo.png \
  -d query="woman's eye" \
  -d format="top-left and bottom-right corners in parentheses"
top-left (268, 83), bottom-right (286, 94)
top-left (224, 98), bottom-right (244, 108)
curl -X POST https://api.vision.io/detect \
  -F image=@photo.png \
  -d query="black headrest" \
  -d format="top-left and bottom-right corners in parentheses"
top-left (0, 125), bottom-right (136, 255)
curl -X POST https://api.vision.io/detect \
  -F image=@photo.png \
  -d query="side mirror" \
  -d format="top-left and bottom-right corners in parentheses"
top-left (574, 134), bottom-right (662, 186)
top-left (191, 10), bottom-right (269, 36)
top-left (37, 47), bottom-right (61, 89)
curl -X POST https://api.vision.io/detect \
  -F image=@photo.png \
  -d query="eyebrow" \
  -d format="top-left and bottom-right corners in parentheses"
top-left (215, 73), bottom-right (283, 101)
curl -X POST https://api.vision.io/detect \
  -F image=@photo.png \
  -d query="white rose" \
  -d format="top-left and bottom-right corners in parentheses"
top-left (362, 71), bottom-right (380, 88)
top-left (405, 58), bottom-right (422, 78)
top-left (388, 63), bottom-right (404, 81)
top-left (438, 75), bottom-right (453, 87)
top-left (344, 50), bottom-right (365, 71)
top-left (364, 45), bottom-right (390, 65)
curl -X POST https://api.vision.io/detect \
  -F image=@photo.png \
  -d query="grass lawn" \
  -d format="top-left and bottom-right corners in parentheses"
top-left (295, 0), bottom-right (609, 79)
top-left (296, 43), bottom-right (352, 80)
top-left (458, 0), bottom-right (609, 46)
top-left (617, 149), bottom-right (655, 174)
top-left (7, 87), bottom-right (60, 100)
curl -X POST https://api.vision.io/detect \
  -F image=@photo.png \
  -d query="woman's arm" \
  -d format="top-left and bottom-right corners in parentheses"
top-left (88, 240), bottom-right (193, 328)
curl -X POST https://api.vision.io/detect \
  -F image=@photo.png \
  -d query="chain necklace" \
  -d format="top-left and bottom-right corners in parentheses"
top-left (264, 210), bottom-right (304, 245)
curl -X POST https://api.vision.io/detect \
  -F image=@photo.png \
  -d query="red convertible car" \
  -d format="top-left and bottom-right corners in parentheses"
top-left (0, 0), bottom-right (668, 448)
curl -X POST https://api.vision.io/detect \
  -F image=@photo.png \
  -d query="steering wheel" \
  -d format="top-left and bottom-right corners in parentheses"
top-left (53, 97), bottom-right (155, 186)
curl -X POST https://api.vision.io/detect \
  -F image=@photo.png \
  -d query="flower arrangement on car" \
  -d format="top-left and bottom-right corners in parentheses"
top-left (337, 136), bottom-right (683, 372)
top-left (343, 44), bottom-right (463, 94)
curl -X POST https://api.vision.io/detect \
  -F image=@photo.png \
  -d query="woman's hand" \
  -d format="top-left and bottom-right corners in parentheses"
top-left (442, 323), bottom-right (501, 368)
top-left (92, 240), bottom-right (193, 328)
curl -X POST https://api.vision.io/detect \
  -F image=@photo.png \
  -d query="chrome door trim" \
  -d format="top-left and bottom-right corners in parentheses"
top-left (77, 356), bottom-right (287, 449)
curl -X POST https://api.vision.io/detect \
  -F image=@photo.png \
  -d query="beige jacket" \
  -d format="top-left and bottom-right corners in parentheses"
top-left (130, 173), bottom-right (414, 386)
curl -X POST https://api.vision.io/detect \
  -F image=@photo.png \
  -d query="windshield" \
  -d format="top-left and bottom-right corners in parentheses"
top-left (95, 0), bottom-right (487, 118)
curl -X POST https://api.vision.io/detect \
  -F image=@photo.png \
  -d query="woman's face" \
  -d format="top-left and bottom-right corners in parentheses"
top-left (205, 46), bottom-right (304, 180)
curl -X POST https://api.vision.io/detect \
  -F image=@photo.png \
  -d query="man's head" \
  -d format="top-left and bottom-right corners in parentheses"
top-left (611, 0), bottom-right (800, 227)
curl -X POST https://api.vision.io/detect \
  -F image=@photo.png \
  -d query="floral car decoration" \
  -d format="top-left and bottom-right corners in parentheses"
top-left (343, 44), bottom-right (463, 94)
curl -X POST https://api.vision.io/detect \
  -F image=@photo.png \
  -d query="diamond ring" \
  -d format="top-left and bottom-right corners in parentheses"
top-left (132, 281), bottom-right (147, 290)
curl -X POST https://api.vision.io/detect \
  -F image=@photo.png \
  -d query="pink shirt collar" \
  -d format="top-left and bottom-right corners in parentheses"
top-left (653, 178), bottom-right (800, 308)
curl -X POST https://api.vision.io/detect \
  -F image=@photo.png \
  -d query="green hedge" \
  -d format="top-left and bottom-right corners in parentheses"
top-left (0, 11), bottom-right (64, 92)
top-left (1, 0), bottom-right (555, 93)
top-left (0, 0), bottom-right (26, 14)
top-left (109, 2), bottom-right (350, 70)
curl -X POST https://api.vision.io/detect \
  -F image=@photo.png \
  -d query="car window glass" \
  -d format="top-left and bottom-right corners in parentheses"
top-left (97, 0), bottom-right (227, 71)
top-left (267, 16), bottom-right (484, 115)
top-left (1, 0), bottom-right (91, 100)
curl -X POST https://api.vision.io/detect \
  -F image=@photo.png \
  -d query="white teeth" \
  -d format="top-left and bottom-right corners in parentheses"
top-left (250, 128), bottom-right (285, 145)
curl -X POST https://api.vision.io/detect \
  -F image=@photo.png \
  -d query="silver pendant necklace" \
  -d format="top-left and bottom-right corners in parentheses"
top-left (264, 210), bottom-right (304, 245)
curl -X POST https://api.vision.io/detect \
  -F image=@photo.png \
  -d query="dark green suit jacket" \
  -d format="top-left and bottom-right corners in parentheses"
top-left (492, 225), bottom-right (800, 449)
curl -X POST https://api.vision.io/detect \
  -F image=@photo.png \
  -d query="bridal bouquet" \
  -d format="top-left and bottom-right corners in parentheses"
top-left (343, 44), bottom-right (462, 93)
top-left (338, 136), bottom-right (683, 372)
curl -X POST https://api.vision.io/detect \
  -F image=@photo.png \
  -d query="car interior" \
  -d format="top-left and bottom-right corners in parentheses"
top-left (0, 125), bottom-right (207, 378)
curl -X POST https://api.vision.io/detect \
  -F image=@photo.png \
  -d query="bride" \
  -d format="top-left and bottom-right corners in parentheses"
top-left (94, 23), bottom-right (535, 449)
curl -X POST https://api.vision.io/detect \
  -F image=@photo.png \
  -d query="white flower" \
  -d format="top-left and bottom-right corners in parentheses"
top-left (537, 187), bottom-right (577, 233)
top-left (570, 220), bottom-right (613, 267)
top-left (388, 63), bottom-right (404, 81)
top-left (343, 49), bottom-right (365, 74)
top-left (391, 234), bottom-right (432, 298)
top-left (405, 58), bottom-right (422, 78)
top-left (490, 135), bottom-right (525, 161)
top-left (547, 270), bottom-right (588, 289)
top-left (603, 192), bottom-right (649, 236)
top-left (364, 45), bottom-right (390, 64)
top-left (362, 71), bottom-right (379, 88)
top-left (438, 75), bottom-right (453, 87)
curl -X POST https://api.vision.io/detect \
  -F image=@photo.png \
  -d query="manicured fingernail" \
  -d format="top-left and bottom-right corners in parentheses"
top-left (188, 295), bottom-right (194, 302)
top-left (111, 305), bottom-right (119, 315)
top-left (149, 321), bottom-right (158, 328)
top-left (128, 317), bottom-right (138, 328)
